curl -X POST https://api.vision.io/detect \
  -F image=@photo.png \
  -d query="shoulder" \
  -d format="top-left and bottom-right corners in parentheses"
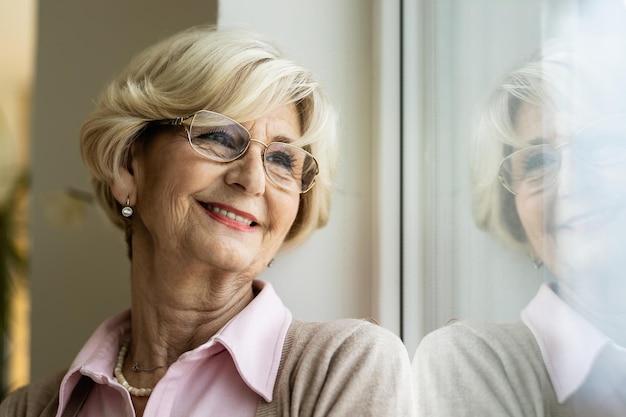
top-left (284, 318), bottom-right (410, 373)
top-left (417, 319), bottom-right (540, 362)
top-left (288, 318), bottom-right (407, 358)
top-left (268, 319), bottom-right (415, 416)
top-left (0, 370), bottom-right (65, 417)
top-left (419, 319), bottom-right (535, 345)
top-left (414, 320), bottom-right (555, 417)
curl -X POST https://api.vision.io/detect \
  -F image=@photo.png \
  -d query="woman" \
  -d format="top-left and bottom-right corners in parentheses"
top-left (413, 35), bottom-right (626, 416)
top-left (1, 26), bottom-right (415, 416)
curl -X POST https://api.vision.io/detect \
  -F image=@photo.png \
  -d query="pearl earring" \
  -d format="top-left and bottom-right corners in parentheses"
top-left (121, 197), bottom-right (133, 218)
top-left (530, 253), bottom-right (543, 269)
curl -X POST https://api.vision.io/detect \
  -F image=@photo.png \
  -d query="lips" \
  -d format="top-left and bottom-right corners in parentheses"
top-left (199, 202), bottom-right (258, 227)
top-left (556, 204), bottom-right (624, 233)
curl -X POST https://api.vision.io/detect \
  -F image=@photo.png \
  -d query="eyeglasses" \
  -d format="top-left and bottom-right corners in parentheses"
top-left (498, 114), bottom-right (626, 195)
top-left (165, 110), bottom-right (319, 193)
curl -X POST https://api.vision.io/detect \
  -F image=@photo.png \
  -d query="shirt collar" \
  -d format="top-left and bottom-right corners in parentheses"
top-left (57, 310), bottom-right (131, 416)
top-left (521, 283), bottom-right (611, 402)
top-left (59, 280), bottom-right (290, 408)
top-left (213, 280), bottom-right (292, 401)
top-left (70, 310), bottom-right (131, 374)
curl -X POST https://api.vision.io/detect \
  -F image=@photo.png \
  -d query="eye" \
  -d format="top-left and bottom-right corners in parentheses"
top-left (523, 148), bottom-right (557, 173)
top-left (193, 128), bottom-right (238, 149)
top-left (266, 149), bottom-right (296, 171)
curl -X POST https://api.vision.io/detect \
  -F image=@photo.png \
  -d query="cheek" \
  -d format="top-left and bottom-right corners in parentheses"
top-left (270, 194), bottom-right (300, 232)
top-left (515, 195), bottom-right (546, 244)
top-left (602, 167), bottom-right (626, 192)
top-left (137, 159), bottom-right (213, 221)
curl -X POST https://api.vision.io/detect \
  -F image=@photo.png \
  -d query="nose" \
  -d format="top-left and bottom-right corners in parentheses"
top-left (224, 140), bottom-right (267, 195)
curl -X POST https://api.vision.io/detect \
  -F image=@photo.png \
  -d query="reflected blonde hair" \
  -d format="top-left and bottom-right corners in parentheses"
top-left (80, 25), bottom-right (338, 252)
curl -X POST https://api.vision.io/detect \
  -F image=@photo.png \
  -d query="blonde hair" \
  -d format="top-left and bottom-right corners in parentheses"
top-left (80, 25), bottom-right (338, 251)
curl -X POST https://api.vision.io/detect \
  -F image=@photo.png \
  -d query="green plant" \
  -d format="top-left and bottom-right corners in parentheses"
top-left (0, 172), bottom-right (28, 395)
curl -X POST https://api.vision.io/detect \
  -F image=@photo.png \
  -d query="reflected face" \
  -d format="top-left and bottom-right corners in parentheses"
top-left (513, 103), bottom-right (626, 307)
top-left (129, 104), bottom-right (302, 274)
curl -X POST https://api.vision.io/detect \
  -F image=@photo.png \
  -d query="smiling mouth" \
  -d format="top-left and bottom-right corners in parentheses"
top-left (557, 205), bottom-right (623, 232)
top-left (200, 202), bottom-right (257, 227)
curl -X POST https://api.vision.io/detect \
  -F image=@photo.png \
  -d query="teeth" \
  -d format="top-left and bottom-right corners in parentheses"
top-left (207, 205), bottom-right (253, 226)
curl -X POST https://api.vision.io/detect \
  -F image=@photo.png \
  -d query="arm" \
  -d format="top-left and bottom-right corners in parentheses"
top-left (0, 370), bottom-right (65, 417)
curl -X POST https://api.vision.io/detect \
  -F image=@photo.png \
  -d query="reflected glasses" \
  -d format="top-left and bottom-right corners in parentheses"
top-left (498, 114), bottom-right (626, 195)
top-left (165, 110), bottom-right (319, 193)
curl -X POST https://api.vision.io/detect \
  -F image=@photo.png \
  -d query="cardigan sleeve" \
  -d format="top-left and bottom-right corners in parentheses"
top-left (0, 370), bottom-right (65, 417)
top-left (413, 320), bottom-right (564, 417)
top-left (259, 319), bottom-right (416, 417)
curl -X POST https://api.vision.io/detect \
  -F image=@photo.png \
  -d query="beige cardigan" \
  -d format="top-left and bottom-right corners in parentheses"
top-left (1, 319), bottom-right (416, 416)
top-left (413, 320), bottom-right (575, 416)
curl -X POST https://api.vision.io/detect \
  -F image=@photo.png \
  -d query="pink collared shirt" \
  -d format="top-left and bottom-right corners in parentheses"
top-left (54, 280), bottom-right (292, 417)
top-left (521, 282), bottom-right (626, 403)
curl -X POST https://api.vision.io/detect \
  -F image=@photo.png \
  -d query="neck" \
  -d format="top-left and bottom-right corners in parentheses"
top-left (555, 282), bottom-right (626, 346)
top-left (116, 259), bottom-right (256, 402)
top-left (126, 250), bottom-right (257, 368)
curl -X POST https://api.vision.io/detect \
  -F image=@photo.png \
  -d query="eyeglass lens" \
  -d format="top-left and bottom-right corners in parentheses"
top-left (499, 115), bottom-right (626, 194)
top-left (186, 110), bottom-right (318, 193)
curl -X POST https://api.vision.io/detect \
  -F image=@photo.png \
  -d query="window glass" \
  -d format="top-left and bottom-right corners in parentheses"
top-left (402, 0), bottom-right (626, 356)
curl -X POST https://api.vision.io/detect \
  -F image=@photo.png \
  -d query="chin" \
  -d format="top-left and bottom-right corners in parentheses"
top-left (553, 245), bottom-right (626, 286)
top-left (211, 253), bottom-right (253, 272)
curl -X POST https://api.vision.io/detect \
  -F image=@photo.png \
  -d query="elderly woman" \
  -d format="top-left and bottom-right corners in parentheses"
top-left (1, 26), bottom-right (415, 416)
top-left (413, 35), bottom-right (626, 416)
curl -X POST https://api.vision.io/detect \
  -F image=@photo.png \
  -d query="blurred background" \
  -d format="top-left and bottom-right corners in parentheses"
top-left (0, 0), bottom-right (35, 394)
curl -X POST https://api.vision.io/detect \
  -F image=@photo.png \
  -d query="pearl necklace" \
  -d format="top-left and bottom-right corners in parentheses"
top-left (114, 338), bottom-right (153, 397)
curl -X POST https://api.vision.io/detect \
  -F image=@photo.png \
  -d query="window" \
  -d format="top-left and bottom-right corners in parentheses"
top-left (402, 0), bottom-right (626, 356)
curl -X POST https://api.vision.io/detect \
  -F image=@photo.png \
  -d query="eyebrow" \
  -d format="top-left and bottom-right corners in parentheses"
top-left (271, 134), bottom-right (297, 144)
top-left (527, 137), bottom-right (550, 146)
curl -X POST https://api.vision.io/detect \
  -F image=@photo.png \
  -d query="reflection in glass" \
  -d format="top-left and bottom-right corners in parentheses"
top-left (414, 1), bottom-right (626, 415)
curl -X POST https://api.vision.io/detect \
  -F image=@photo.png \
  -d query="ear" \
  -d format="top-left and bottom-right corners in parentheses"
top-left (110, 150), bottom-right (139, 206)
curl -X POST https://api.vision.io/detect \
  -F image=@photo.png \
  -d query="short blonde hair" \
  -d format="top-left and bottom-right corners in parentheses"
top-left (469, 36), bottom-right (625, 251)
top-left (80, 25), bottom-right (338, 251)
